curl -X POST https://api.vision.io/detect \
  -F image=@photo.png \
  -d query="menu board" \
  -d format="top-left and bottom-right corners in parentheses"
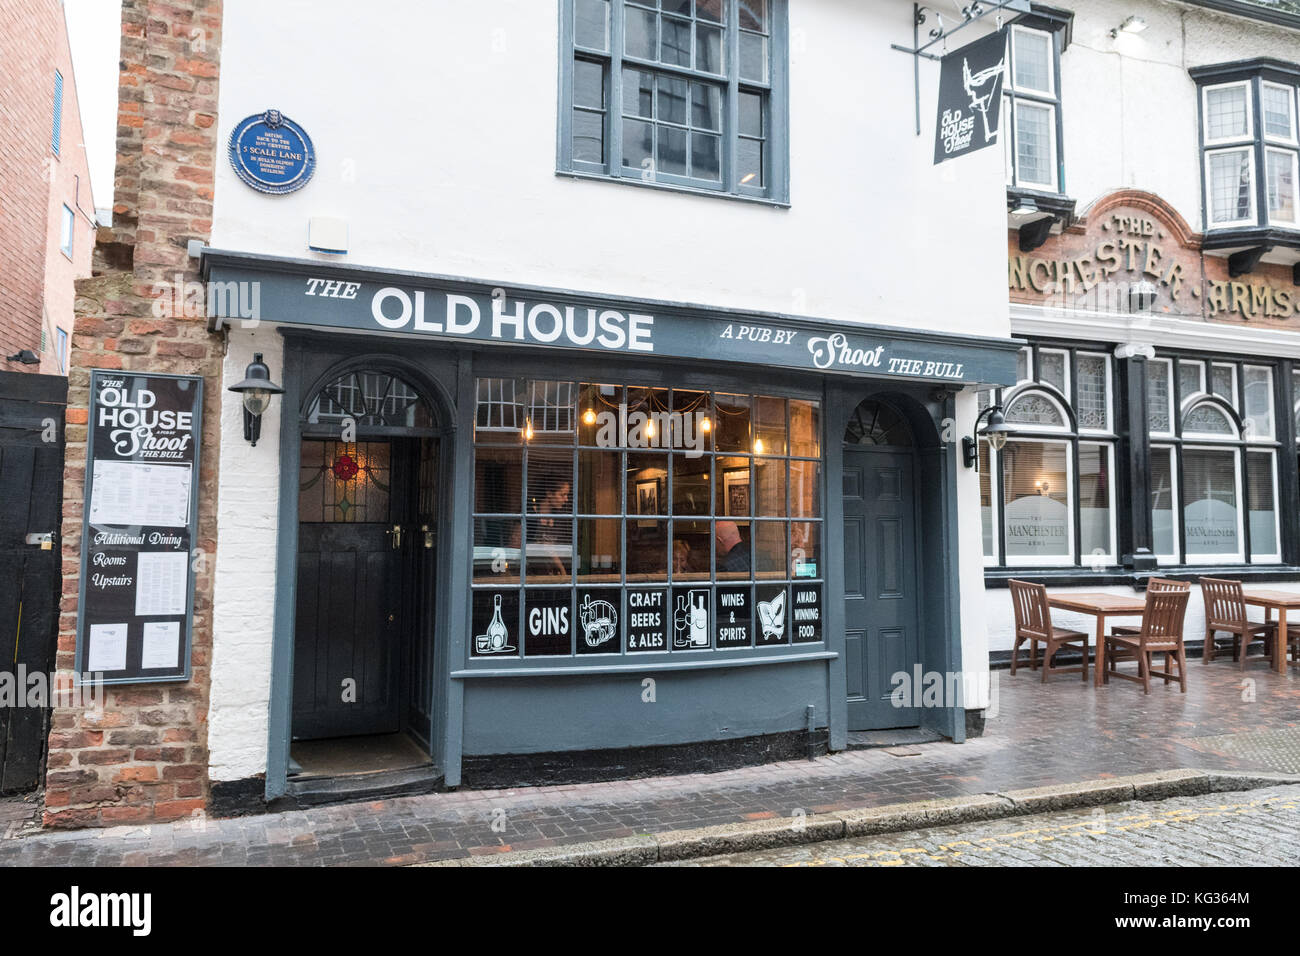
top-left (75, 371), bottom-right (202, 684)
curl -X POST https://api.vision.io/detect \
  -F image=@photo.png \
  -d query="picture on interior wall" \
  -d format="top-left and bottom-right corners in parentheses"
top-left (635, 479), bottom-right (659, 527)
top-left (724, 469), bottom-right (750, 516)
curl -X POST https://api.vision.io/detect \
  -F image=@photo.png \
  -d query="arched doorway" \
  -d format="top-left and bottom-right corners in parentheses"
top-left (842, 398), bottom-right (923, 730)
top-left (290, 367), bottom-right (442, 778)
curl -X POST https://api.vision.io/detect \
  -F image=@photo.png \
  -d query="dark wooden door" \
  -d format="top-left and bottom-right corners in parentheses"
top-left (0, 372), bottom-right (65, 793)
top-left (843, 446), bottom-right (922, 730)
top-left (293, 440), bottom-right (404, 740)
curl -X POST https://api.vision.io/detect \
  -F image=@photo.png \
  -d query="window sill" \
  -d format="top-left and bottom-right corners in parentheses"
top-left (984, 564), bottom-right (1300, 588)
top-left (556, 168), bottom-right (791, 209)
top-left (1202, 224), bottom-right (1300, 252)
top-left (453, 648), bottom-right (834, 678)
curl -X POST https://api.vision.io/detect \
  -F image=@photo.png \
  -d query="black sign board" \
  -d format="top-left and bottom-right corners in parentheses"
top-left (934, 29), bottom-right (1007, 165)
top-left (524, 588), bottom-right (571, 656)
top-left (755, 584), bottom-right (790, 646)
top-left (626, 588), bottom-right (668, 653)
top-left (715, 586), bottom-right (753, 648)
top-left (671, 587), bottom-right (711, 650)
top-left (472, 590), bottom-right (520, 657)
top-left (75, 371), bottom-right (202, 684)
top-left (576, 588), bottom-right (622, 655)
top-left (791, 583), bottom-right (823, 644)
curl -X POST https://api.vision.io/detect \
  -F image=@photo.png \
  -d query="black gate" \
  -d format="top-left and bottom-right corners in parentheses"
top-left (0, 371), bottom-right (66, 793)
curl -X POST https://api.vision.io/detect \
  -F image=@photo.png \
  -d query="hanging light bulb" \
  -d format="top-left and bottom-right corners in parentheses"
top-left (645, 418), bottom-right (656, 438)
top-left (583, 407), bottom-right (597, 426)
top-left (700, 416), bottom-right (712, 433)
top-left (754, 437), bottom-right (765, 454)
top-left (524, 417), bottom-right (534, 441)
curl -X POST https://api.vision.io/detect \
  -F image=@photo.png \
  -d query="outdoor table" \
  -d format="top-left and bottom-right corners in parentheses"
top-left (1239, 589), bottom-right (1300, 674)
top-left (1045, 592), bottom-right (1147, 687)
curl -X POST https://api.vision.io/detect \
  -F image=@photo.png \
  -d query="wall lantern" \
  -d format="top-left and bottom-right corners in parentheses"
top-left (962, 405), bottom-right (1010, 469)
top-left (227, 352), bottom-right (284, 447)
top-left (5, 349), bottom-right (40, 365)
top-left (1110, 15), bottom-right (1147, 37)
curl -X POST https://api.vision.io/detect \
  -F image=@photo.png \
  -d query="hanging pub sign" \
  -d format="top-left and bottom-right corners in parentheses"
top-left (934, 29), bottom-right (1006, 165)
top-left (228, 109), bottom-right (316, 195)
top-left (75, 371), bottom-right (203, 684)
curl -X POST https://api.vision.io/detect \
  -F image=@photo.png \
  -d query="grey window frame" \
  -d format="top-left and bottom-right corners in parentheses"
top-left (557, 0), bottom-right (791, 206)
top-left (1002, 23), bottom-right (1065, 194)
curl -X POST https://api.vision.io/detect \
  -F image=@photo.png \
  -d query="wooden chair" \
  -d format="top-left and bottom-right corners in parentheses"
top-left (1111, 579), bottom-right (1190, 675)
top-left (1008, 579), bottom-right (1089, 682)
top-left (1103, 587), bottom-right (1191, 693)
top-left (1199, 577), bottom-right (1273, 668)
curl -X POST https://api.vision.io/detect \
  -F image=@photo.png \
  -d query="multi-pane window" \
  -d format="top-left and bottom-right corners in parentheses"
top-left (979, 345), bottom-right (1115, 567)
top-left (1198, 69), bottom-right (1300, 230)
top-left (1147, 354), bottom-right (1280, 565)
top-left (471, 378), bottom-right (822, 658)
top-left (60, 204), bottom-right (74, 258)
top-left (1003, 25), bottom-right (1061, 193)
top-left (561, 0), bottom-right (788, 202)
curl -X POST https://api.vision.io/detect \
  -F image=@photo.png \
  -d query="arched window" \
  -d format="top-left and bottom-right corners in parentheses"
top-left (305, 369), bottom-right (433, 430)
top-left (843, 399), bottom-right (913, 446)
top-left (978, 345), bottom-right (1116, 568)
top-left (1147, 355), bottom-right (1279, 565)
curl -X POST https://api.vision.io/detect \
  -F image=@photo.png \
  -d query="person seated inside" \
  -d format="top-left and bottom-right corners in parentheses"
top-left (715, 520), bottom-right (751, 574)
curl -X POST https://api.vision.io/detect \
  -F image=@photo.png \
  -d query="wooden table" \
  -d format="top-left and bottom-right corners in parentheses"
top-left (1240, 589), bottom-right (1300, 674)
top-left (1046, 592), bottom-right (1147, 687)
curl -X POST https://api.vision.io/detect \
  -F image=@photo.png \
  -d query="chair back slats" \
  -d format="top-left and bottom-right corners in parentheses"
top-left (1146, 577), bottom-right (1190, 592)
top-left (1008, 579), bottom-right (1050, 636)
top-left (1140, 587), bottom-right (1190, 647)
top-left (1200, 577), bottom-right (1246, 631)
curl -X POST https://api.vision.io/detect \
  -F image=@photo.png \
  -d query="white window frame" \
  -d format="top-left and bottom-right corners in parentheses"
top-left (1261, 81), bottom-right (1298, 145)
top-left (1211, 362), bottom-right (1238, 408)
top-left (1181, 397), bottom-right (1239, 441)
top-left (1008, 25), bottom-right (1055, 98)
top-left (59, 204), bottom-right (74, 258)
top-left (1147, 357), bottom-right (1176, 438)
top-left (1003, 387), bottom-right (1070, 434)
top-left (1001, 436), bottom-right (1076, 568)
top-left (1036, 346), bottom-right (1070, 396)
top-left (1077, 440), bottom-right (1118, 567)
top-left (1247, 448), bottom-right (1282, 563)
top-left (1012, 99), bottom-right (1058, 192)
top-left (1150, 444), bottom-right (1181, 565)
top-left (1202, 80), bottom-right (1253, 146)
top-left (1180, 443), bottom-right (1245, 566)
top-left (1242, 364), bottom-right (1276, 441)
top-left (1205, 145), bottom-right (1257, 228)
top-left (1076, 351), bottom-right (1113, 435)
top-left (1264, 147), bottom-right (1300, 227)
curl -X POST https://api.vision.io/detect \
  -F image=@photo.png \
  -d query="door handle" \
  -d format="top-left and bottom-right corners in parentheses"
top-left (422, 524), bottom-right (434, 549)
top-left (25, 532), bottom-right (55, 551)
top-left (388, 524), bottom-right (403, 549)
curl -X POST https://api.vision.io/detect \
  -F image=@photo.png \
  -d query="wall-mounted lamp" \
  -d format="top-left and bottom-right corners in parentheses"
top-left (1110, 15), bottom-right (1147, 37)
top-left (226, 352), bottom-right (284, 447)
top-left (1035, 479), bottom-right (1051, 496)
top-left (5, 349), bottom-right (40, 365)
top-left (962, 405), bottom-right (1011, 469)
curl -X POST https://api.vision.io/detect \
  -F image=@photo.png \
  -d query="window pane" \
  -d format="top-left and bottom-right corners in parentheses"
top-left (579, 382), bottom-right (621, 445)
top-left (716, 456), bottom-right (751, 516)
top-left (1017, 347), bottom-right (1031, 382)
top-left (697, 0), bottom-right (724, 23)
top-left (696, 23), bottom-right (723, 73)
top-left (1079, 443), bottom-right (1112, 560)
top-left (476, 377), bottom-right (525, 436)
top-left (737, 136), bottom-right (764, 187)
top-left (474, 447), bottom-right (522, 513)
top-left (657, 74), bottom-right (688, 125)
top-left (573, 109), bottom-right (604, 163)
top-left (1015, 102), bottom-right (1053, 187)
top-left (627, 451), bottom-right (668, 515)
top-left (790, 521), bottom-right (821, 578)
top-left (661, 15), bottom-right (692, 66)
top-left (672, 388), bottom-right (712, 451)
top-left (739, 90), bottom-right (764, 137)
top-left (753, 395), bottom-right (787, 455)
top-left (1211, 364), bottom-right (1236, 406)
top-left (1005, 391), bottom-right (1064, 427)
top-left (691, 132), bottom-right (721, 180)
top-left (526, 515), bottom-right (573, 580)
top-left (525, 380), bottom-right (577, 443)
top-left (1263, 84), bottom-right (1294, 140)
top-left (739, 31), bottom-right (768, 82)
top-left (1013, 29), bottom-right (1052, 93)
top-left (657, 124), bottom-right (688, 175)
top-left (623, 68), bottom-right (654, 117)
top-left (1184, 402), bottom-right (1234, 436)
top-left (789, 460), bottom-right (821, 518)
top-left (1267, 149), bottom-right (1297, 222)
top-left (739, 0), bottom-right (766, 32)
top-left (1179, 360), bottom-right (1203, 398)
top-left (1243, 365), bottom-right (1274, 439)
top-left (1248, 451), bottom-right (1278, 559)
top-left (623, 118), bottom-right (653, 170)
top-left (578, 450), bottom-right (621, 514)
top-left (1076, 354), bottom-right (1109, 430)
top-left (754, 457), bottom-right (785, 516)
top-left (979, 440), bottom-right (995, 559)
top-left (628, 519), bottom-right (669, 581)
top-left (1206, 84), bottom-right (1249, 140)
top-left (1150, 447), bottom-right (1176, 557)
top-left (714, 393), bottom-right (751, 452)
top-left (526, 449), bottom-right (574, 514)
top-left (1147, 359), bottom-right (1172, 433)
top-left (672, 453), bottom-right (711, 515)
top-left (474, 518), bottom-right (521, 583)
top-left (1038, 350), bottom-right (1066, 392)
top-left (625, 4), bottom-right (657, 59)
top-left (674, 519), bottom-right (712, 580)
top-left (1209, 149), bottom-right (1254, 224)
top-left (1002, 441), bottom-right (1070, 559)
top-left (574, 59), bottom-right (605, 108)
top-left (1182, 448), bottom-right (1239, 557)
top-left (691, 82), bottom-right (722, 131)
top-left (753, 520), bottom-right (784, 578)
top-left (789, 400), bottom-right (820, 457)
top-left (575, 0), bottom-right (611, 50)
top-left (578, 518), bottom-right (622, 581)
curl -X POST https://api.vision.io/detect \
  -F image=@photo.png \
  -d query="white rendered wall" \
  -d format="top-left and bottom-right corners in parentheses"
top-left (210, 0), bottom-right (1011, 340)
top-left (208, 326), bottom-right (284, 782)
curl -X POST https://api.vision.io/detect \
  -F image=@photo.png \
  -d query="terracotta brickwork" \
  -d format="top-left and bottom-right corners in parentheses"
top-left (44, 0), bottom-right (225, 828)
top-left (1008, 189), bottom-right (1300, 326)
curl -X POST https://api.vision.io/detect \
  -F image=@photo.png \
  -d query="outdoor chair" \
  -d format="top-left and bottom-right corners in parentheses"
top-left (1008, 579), bottom-right (1088, 682)
top-left (1111, 578), bottom-right (1190, 675)
top-left (1199, 577), bottom-right (1273, 668)
top-left (1103, 587), bottom-right (1191, 694)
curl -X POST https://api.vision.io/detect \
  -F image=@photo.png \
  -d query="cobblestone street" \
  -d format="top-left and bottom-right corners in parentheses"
top-left (668, 784), bottom-right (1300, 866)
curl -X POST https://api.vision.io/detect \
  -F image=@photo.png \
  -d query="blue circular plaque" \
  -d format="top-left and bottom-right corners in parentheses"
top-left (228, 109), bottom-right (315, 195)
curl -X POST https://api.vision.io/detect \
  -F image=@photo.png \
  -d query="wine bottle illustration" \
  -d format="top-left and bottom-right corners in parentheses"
top-left (476, 593), bottom-right (514, 653)
top-left (688, 591), bottom-right (708, 647)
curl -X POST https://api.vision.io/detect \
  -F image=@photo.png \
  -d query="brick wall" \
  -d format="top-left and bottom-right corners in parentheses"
top-left (45, 0), bottom-right (225, 828)
top-left (0, 0), bottom-right (60, 368)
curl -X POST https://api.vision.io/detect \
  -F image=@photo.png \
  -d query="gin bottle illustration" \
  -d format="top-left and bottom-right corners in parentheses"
top-left (486, 594), bottom-right (509, 651)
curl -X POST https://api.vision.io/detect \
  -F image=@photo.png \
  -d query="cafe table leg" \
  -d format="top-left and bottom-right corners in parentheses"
top-left (1093, 614), bottom-right (1106, 687)
top-left (1277, 606), bottom-right (1288, 675)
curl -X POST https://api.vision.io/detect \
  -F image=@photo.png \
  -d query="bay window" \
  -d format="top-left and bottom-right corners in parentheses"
top-left (1003, 24), bottom-right (1062, 193)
